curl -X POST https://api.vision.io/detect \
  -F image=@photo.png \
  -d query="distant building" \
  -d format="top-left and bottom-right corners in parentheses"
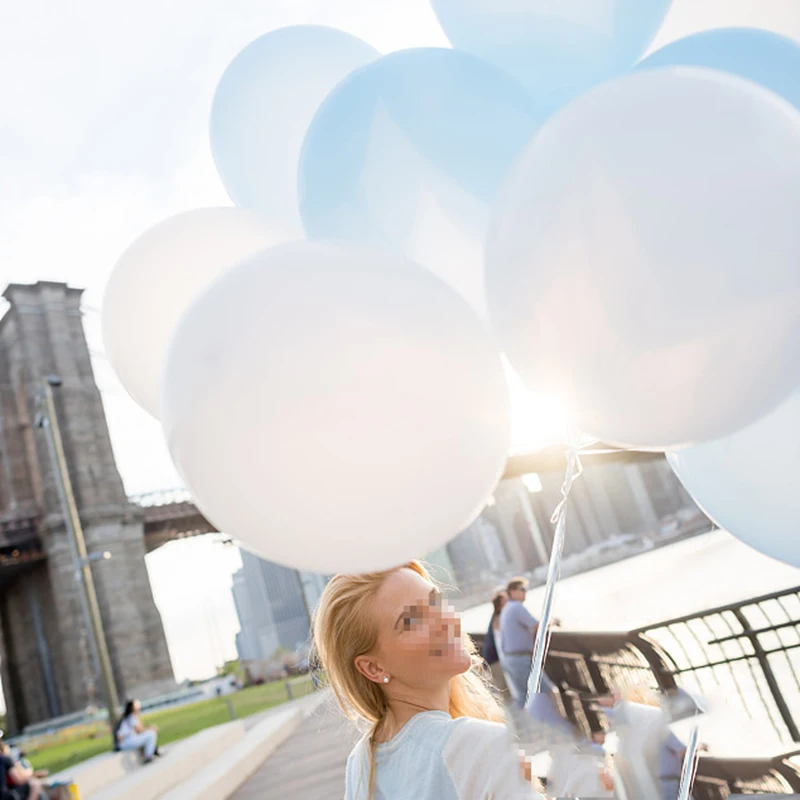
top-left (446, 456), bottom-right (704, 593)
top-left (299, 571), bottom-right (330, 616)
top-left (231, 458), bottom-right (702, 638)
top-left (446, 515), bottom-right (510, 595)
top-left (231, 550), bottom-right (329, 662)
top-left (231, 570), bottom-right (260, 662)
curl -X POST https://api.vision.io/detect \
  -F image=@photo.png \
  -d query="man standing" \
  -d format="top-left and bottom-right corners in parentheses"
top-left (499, 577), bottom-right (552, 707)
top-left (499, 578), bottom-right (576, 739)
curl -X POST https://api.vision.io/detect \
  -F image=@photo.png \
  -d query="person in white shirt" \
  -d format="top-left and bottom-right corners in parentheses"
top-left (313, 560), bottom-right (545, 799)
top-left (115, 699), bottom-right (160, 763)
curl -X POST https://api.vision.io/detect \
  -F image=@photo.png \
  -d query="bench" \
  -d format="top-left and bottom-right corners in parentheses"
top-left (90, 720), bottom-right (244, 800)
top-left (48, 749), bottom-right (143, 798)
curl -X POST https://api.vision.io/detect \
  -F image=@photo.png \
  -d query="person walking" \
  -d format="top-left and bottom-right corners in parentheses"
top-left (498, 578), bottom-right (558, 706)
top-left (499, 578), bottom-right (575, 746)
top-left (481, 590), bottom-right (509, 696)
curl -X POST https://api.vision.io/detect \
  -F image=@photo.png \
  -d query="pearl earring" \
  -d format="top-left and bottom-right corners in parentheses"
top-left (383, 675), bottom-right (390, 684)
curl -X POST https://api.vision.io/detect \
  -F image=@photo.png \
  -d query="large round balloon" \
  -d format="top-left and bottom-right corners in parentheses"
top-left (639, 27), bottom-right (800, 111)
top-left (299, 47), bottom-right (543, 315)
top-left (210, 26), bottom-right (378, 232)
top-left (161, 241), bottom-right (511, 574)
top-left (486, 67), bottom-right (800, 450)
top-left (668, 390), bottom-right (800, 568)
top-left (430, 0), bottom-right (673, 111)
top-left (102, 208), bottom-right (281, 419)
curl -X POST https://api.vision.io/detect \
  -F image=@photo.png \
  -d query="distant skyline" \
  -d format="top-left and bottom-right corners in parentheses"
top-left (2, 0), bottom-right (799, 707)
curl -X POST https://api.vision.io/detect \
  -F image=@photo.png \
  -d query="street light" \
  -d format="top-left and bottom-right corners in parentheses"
top-left (37, 376), bottom-right (120, 728)
top-left (80, 551), bottom-right (112, 567)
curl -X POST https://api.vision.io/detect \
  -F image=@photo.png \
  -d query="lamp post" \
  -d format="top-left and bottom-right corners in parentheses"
top-left (38, 376), bottom-right (120, 727)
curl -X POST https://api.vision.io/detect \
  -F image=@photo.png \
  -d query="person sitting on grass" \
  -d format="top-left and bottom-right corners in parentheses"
top-left (115, 699), bottom-right (161, 763)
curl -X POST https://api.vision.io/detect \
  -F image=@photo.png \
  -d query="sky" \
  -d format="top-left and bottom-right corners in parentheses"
top-left (2, 0), bottom-right (800, 691)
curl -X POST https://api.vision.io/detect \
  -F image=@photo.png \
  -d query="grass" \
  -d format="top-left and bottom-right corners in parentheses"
top-left (28, 675), bottom-right (315, 776)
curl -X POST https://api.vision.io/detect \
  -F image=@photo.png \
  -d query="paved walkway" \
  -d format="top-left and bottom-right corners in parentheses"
top-left (234, 695), bottom-right (360, 799)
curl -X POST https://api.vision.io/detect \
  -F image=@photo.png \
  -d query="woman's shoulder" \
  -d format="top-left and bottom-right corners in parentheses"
top-left (444, 717), bottom-right (521, 772)
top-left (347, 732), bottom-right (371, 765)
top-left (345, 733), bottom-right (371, 799)
top-left (347, 715), bottom-right (513, 760)
top-left (449, 716), bottom-right (513, 740)
top-left (445, 718), bottom-right (545, 798)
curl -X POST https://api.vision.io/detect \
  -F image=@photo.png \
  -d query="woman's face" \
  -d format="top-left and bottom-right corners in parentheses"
top-left (133, 700), bottom-right (141, 714)
top-left (370, 568), bottom-right (471, 689)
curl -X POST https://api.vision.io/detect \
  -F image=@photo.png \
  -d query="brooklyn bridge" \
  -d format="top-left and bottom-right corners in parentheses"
top-left (0, 280), bottom-right (665, 733)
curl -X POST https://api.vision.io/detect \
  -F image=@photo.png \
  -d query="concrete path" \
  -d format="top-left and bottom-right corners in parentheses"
top-left (233, 695), bottom-right (360, 799)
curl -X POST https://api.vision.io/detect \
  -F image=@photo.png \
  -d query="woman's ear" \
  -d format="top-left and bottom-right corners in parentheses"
top-left (354, 655), bottom-right (384, 684)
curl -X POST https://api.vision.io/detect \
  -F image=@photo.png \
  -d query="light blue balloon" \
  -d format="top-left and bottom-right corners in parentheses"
top-left (298, 48), bottom-right (544, 312)
top-left (639, 27), bottom-right (800, 111)
top-left (430, 0), bottom-right (673, 111)
top-left (210, 26), bottom-right (378, 235)
top-left (668, 390), bottom-right (800, 569)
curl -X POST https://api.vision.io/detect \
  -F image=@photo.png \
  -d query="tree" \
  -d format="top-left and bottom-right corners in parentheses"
top-left (217, 659), bottom-right (242, 679)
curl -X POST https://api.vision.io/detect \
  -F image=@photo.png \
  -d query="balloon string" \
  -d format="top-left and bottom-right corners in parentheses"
top-left (677, 726), bottom-right (700, 800)
top-left (526, 431), bottom-right (595, 702)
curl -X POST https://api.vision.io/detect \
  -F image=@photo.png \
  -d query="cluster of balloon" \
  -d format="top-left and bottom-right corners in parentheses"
top-left (636, 27), bottom-right (800, 572)
top-left (484, 25), bottom-right (800, 573)
top-left (102, 3), bottom-right (800, 583)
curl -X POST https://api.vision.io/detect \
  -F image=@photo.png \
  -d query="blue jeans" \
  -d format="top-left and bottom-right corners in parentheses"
top-left (503, 653), bottom-right (579, 745)
top-left (502, 653), bottom-right (555, 708)
top-left (119, 729), bottom-right (158, 760)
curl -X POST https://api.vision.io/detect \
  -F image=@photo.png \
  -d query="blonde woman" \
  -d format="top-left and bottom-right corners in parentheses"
top-left (313, 561), bottom-right (544, 799)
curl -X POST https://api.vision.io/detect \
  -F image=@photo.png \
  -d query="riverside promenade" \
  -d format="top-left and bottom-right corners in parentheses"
top-left (235, 694), bottom-right (359, 799)
top-left (234, 534), bottom-right (800, 798)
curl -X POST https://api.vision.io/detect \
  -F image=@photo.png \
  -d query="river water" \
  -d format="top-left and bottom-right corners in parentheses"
top-left (461, 528), bottom-right (800, 635)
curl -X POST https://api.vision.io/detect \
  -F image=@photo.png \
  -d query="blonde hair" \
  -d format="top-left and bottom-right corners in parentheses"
top-left (312, 560), bottom-right (504, 796)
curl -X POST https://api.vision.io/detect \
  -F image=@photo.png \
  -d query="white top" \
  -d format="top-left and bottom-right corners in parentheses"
top-left (117, 714), bottom-right (138, 742)
top-left (345, 711), bottom-right (544, 799)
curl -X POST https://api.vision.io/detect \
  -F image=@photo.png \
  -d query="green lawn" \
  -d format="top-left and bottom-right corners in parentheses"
top-left (29, 676), bottom-right (315, 776)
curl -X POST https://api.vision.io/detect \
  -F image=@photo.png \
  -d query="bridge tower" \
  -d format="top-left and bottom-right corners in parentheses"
top-left (0, 282), bottom-right (174, 732)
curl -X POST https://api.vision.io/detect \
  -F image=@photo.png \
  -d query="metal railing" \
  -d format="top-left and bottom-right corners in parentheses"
top-left (475, 585), bottom-right (800, 796)
top-left (634, 585), bottom-right (800, 745)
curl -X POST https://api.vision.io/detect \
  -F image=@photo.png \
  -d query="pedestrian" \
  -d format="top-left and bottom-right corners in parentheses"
top-left (480, 590), bottom-right (508, 696)
top-left (497, 576), bottom-right (580, 763)
top-left (498, 578), bottom-right (542, 707)
top-left (313, 560), bottom-right (545, 799)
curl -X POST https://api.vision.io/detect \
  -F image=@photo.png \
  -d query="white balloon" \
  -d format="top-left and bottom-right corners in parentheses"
top-left (668, 390), bottom-right (800, 569)
top-left (486, 67), bottom-right (800, 449)
top-left (102, 208), bottom-right (283, 419)
top-left (162, 241), bottom-right (511, 574)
